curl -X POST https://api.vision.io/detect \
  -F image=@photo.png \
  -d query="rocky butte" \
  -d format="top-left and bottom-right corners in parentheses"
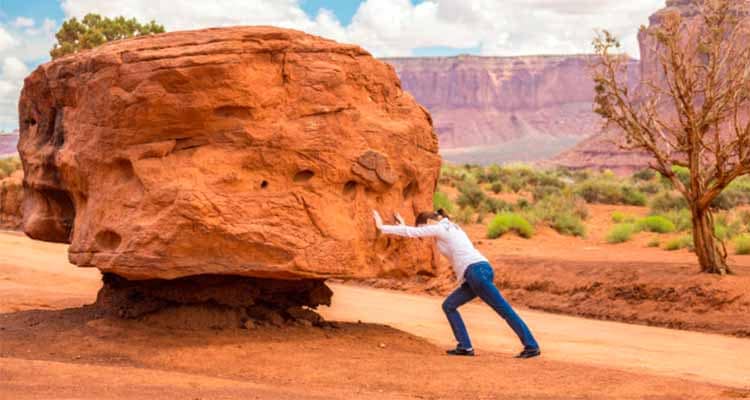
top-left (553, 0), bottom-right (750, 173)
top-left (18, 27), bottom-right (441, 324)
top-left (386, 55), bottom-right (640, 165)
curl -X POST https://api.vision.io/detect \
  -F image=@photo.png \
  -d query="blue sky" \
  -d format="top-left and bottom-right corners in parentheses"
top-left (0, 0), bottom-right (664, 130)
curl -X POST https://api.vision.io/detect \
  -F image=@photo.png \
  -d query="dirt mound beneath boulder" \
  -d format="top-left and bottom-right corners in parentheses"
top-left (18, 26), bottom-right (441, 282)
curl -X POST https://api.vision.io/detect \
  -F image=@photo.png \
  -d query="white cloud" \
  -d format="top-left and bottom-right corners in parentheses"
top-left (0, 0), bottom-right (666, 131)
top-left (13, 17), bottom-right (34, 28)
top-left (60, 0), bottom-right (663, 57)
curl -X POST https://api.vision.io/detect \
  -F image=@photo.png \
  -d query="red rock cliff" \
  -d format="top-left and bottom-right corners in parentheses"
top-left (386, 55), bottom-right (639, 153)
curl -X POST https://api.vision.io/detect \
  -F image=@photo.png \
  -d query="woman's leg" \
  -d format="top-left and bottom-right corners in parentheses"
top-left (466, 262), bottom-right (539, 350)
top-left (442, 283), bottom-right (477, 350)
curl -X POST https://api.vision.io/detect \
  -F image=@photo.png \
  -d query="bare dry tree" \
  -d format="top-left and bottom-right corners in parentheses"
top-left (592, 0), bottom-right (750, 275)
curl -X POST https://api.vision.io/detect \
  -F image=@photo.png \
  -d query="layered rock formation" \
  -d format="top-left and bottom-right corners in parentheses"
top-left (0, 131), bottom-right (18, 157)
top-left (554, 0), bottom-right (750, 174)
top-left (386, 55), bottom-right (639, 164)
top-left (0, 170), bottom-right (23, 229)
top-left (18, 27), bottom-right (441, 316)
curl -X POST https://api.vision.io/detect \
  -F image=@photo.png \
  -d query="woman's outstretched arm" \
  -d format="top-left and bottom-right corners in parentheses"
top-left (373, 210), bottom-right (444, 238)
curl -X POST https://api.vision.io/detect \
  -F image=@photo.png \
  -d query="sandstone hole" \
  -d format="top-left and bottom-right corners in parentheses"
top-left (293, 170), bottom-right (315, 183)
top-left (343, 181), bottom-right (358, 198)
top-left (260, 180), bottom-right (269, 189)
top-left (96, 230), bottom-right (122, 251)
top-left (402, 181), bottom-right (417, 199)
top-left (24, 117), bottom-right (37, 127)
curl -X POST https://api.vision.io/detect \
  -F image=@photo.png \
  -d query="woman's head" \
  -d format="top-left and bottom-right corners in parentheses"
top-left (416, 209), bottom-right (449, 226)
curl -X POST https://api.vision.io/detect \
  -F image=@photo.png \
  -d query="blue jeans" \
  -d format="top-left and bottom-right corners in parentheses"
top-left (442, 261), bottom-right (539, 351)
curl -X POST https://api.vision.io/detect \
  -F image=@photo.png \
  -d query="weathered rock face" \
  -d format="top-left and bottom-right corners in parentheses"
top-left (18, 27), bottom-right (441, 282)
top-left (386, 55), bottom-right (639, 163)
top-left (555, 0), bottom-right (750, 174)
top-left (0, 170), bottom-right (23, 229)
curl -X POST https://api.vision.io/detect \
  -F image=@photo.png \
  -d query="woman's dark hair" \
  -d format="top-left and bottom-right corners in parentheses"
top-left (416, 209), bottom-right (449, 225)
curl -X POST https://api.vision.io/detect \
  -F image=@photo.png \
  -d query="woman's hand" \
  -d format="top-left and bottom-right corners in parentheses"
top-left (394, 212), bottom-right (405, 225)
top-left (372, 210), bottom-right (384, 230)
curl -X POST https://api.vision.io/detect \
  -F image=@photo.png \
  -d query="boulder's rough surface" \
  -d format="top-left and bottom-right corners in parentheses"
top-left (0, 170), bottom-right (23, 229)
top-left (18, 27), bottom-right (441, 282)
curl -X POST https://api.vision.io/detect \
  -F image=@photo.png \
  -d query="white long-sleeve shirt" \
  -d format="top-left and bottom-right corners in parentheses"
top-left (379, 219), bottom-right (488, 283)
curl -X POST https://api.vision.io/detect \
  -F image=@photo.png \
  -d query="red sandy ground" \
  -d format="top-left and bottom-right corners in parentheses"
top-left (363, 202), bottom-right (750, 337)
top-left (1, 232), bottom-right (748, 399)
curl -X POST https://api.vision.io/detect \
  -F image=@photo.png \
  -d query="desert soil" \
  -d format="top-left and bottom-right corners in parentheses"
top-left (1, 231), bottom-right (750, 399)
top-left (363, 203), bottom-right (750, 337)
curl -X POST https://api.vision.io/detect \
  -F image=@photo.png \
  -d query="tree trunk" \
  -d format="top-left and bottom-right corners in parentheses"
top-left (691, 208), bottom-right (731, 275)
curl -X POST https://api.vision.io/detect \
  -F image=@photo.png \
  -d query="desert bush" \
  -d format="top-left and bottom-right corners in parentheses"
top-left (516, 198), bottom-right (531, 210)
top-left (734, 234), bottom-right (750, 255)
top-left (480, 197), bottom-right (512, 214)
top-left (711, 177), bottom-right (750, 210)
top-left (454, 206), bottom-right (475, 225)
top-left (611, 211), bottom-right (636, 223)
top-left (490, 182), bottom-right (504, 194)
top-left (661, 165), bottom-right (691, 190)
top-left (636, 216), bottom-right (676, 234)
top-left (551, 213), bottom-right (586, 237)
top-left (636, 181), bottom-right (662, 194)
top-left (456, 181), bottom-right (486, 209)
top-left (713, 218), bottom-right (742, 242)
top-left (532, 184), bottom-right (562, 201)
top-left (633, 168), bottom-right (657, 181)
top-left (487, 213), bottom-right (534, 239)
top-left (433, 191), bottom-right (454, 214)
top-left (650, 192), bottom-right (688, 213)
top-left (648, 238), bottom-right (661, 248)
top-left (574, 179), bottom-right (646, 206)
top-left (662, 209), bottom-right (692, 231)
top-left (741, 210), bottom-right (750, 228)
top-left (0, 157), bottom-right (21, 179)
top-left (607, 223), bottom-right (636, 243)
top-left (665, 235), bottom-right (694, 251)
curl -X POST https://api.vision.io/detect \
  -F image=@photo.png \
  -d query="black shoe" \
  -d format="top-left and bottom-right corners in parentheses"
top-left (516, 348), bottom-right (541, 359)
top-left (446, 347), bottom-right (475, 357)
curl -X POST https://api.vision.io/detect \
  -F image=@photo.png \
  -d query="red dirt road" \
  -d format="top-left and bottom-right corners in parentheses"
top-left (1, 231), bottom-right (750, 399)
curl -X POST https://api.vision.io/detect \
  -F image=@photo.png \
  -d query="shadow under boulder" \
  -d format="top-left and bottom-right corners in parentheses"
top-left (96, 273), bottom-right (333, 330)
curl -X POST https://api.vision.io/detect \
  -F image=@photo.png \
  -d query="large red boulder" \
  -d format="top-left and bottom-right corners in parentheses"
top-left (18, 27), bottom-right (441, 281)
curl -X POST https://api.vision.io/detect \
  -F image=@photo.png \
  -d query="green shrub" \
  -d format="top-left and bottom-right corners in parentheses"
top-left (532, 184), bottom-right (562, 201)
top-left (481, 197), bottom-right (512, 214)
top-left (622, 187), bottom-right (647, 206)
top-left (712, 178), bottom-right (750, 209)
top-left (455, 206), bottom-right (475, 225)
top-left (457, 181), bottom-right (486, 209)
top-left (648, 238), bottom-right (661, 248)
top-left (633, 168), bottom-right (657, 181)
top-left (516, 198), bottom-right (530, 210)
top-left (714, 219), bottom-right (741, 242)
top-left (741, 210), bottom-right (750, 228)
top-left (490, 182), bottom-right (504, 194)
top-left (0, 157), bottom-right (21, 179)
top-left (734, 234), bottom-right (750, 255)
top-left (487, 213), bottom-right (534, 239)
top-left (665, 235), bottom-right (694, 251)
top-left (507, 176), bottom-right (524, 193)
top-left (636, 216), bottom-right (676, 234)
top-left (612, 211), bottom-right (636, 224)
top-left (551, 213), bottom-right (586, 237)
top-left (650, 192), bottom-right (688, 213)
top-left (661, 166), bottom-right (691, 190)
top-left (574, 179), bottom-right (646, 206)
top-left (607, 223), bottom-right (636, 243)
top-left (637, 181), bottom-right (662, 194)
top-left (662, 209), bottom-right (692, 231)
top-left (433, 191), bottom-right (455, 214)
